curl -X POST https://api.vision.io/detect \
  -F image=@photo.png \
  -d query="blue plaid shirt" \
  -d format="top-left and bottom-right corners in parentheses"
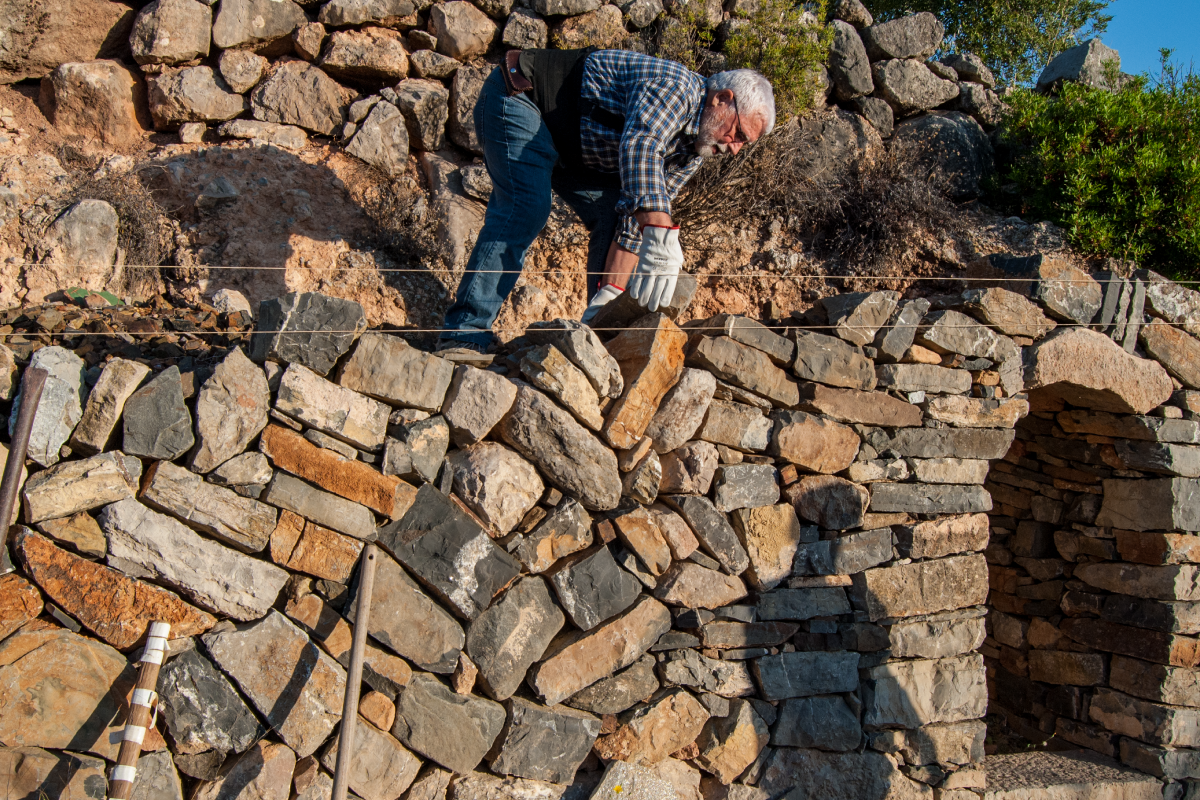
top-left (579, 50), bottom-right (707, 251)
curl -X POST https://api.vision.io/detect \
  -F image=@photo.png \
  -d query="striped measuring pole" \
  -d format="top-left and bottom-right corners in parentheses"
top-left (106, 621), bottom-right (171, 800)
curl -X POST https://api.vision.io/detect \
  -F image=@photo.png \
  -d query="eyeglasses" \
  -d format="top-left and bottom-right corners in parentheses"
top-left (730, 95), bottom-right (750, 144)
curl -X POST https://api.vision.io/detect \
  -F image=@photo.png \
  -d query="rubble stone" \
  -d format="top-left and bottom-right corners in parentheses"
top-left (960, 287), bottom-right (1056, 339)
top-left (549, 545), bottom-right (641, 630)
top-left (467, 576), bottom-right (564, 700)
top-left (829, 19), bottom-right (873, 100)
top-left (660, 440), bottom-right (719, 494)
top-left (319, 715), bottom-right (421, 800)
top-left (443, 365), bottom-right (518, 445)
top-left (653, 561), bottom-right (748, 608)
top-left (859, 554), bottom-right (989, 621)
top-left (792, 330), bottom-right (877, 390)
top-left (1142, 322), bottom-right (1200, 389)
top-left (122, 366), bottom-right (194, 460)
top-left (342, 332), bottom-right (454, 411)
top-left (924, 395), bottom-right (1029, 428)
top-left (187, 348), bottom-right (269, 473)
top-left (261, 472), bottom-right (376, 540)
top-left (251, 292), bottom-right (367, 375)
top-left (212, 0), bottom-right (306, 49)
top-left (873, 59), bottom-right (959, 115)
top-left (194, 741), bottom-right (295, 800)
top-left (792, 527), bottom-right (892, 576)
top-left (35, 512), bottom-right (106, 558)
top-left (521, 344), bottom-right (605, 430)
top-left (648, 503), bottom-right (699, 560)
top-left (217, 49), bottom-right (266, 93)
top-left (664, 495), bottom-right (749, 574)
top-left (875, 363), bottom-right (971, 394)
top-left (786, 475), bottom-right (869, 530)
top-left (613, 506), bottom-right (673, 575)
top-left (394, 78), bottom-right (450, 151)
top-left (823, 292), bottom-right (900, 346)
top-left (146, 66), bottom-right (246, 128)
top-left (392, 673), bottom-right (506, 774)
top-left (488, 698), bottom-right (601, 783)
top-left (1025, 327), bottom-right (1172, 414)
top-left (448, 443), bottom-right (543, 535)
top-left (688, 336), bottom-right (799, 408)
top-left (22, 450), bottom-right (137, 524)
top-left (10, 345), bottom-right (86, 467)
top-left (774, 694), bottom-right (861, 750)
top-left (752, 650), bottom-right (860, 701)
top-left (512, 498), bottom-right (593, 573)
top-left (712, 464), bottom-right (779, 512)
top-left (345, 100), bottom-right (409, 178)
top-left (141, 461), bottom-right (277, 552)
top-left (594, 688), bottom-right (711, 765)
top-left (159, 647), bottom-right (266, 756)
top-left (862, 12), bottom-right (943, 59)
top-left (603, 314), bottom-right (688, 450)
top-left (384, 415), bottom-right (450, 484)
top-left (431, 1), bottom-right (498, 60)
top-left (527, 319), bottom-right (624, 398)
top-left (863, 654), bottom-right (986, 728)
top-left (565, 654), bottom-right (659, 714)
top-left (276, 364), bottom-right (389, 451)
top-left (645, 367), bottom-right (717, 453)
top-left (769, 410), bottom-right (859, 473)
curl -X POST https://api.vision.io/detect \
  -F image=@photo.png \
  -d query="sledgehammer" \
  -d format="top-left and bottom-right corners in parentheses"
top-left (0, 366), bottom-right (47, 537)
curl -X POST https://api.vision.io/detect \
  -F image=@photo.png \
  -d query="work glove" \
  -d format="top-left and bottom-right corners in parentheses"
top-left (627, 225), bottom-right (683, 312)
top-left (581, 283), bottom-right (624, 326)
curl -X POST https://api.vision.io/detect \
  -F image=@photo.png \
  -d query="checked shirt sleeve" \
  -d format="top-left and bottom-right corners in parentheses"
top-left (614, 81), bottom-right (699, 251)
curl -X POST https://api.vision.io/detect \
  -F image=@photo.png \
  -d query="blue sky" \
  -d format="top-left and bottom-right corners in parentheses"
top-left (1103, 0), bottom-right (1200, 77)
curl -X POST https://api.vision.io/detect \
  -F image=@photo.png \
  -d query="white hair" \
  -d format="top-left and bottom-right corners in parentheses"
top-left (707, 69), bottom-right (776, 136)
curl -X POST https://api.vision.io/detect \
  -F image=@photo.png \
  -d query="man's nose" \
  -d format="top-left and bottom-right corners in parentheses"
top-left (728, 141), bottom-right (743, 155)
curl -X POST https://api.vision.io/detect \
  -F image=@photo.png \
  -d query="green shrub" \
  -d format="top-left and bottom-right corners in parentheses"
top-left (992, 55), bottom-right (1200, 278)
top-left (868, 0), bottom-right (1112, 87)
top-left (723, 0), bottom-right (832, 119)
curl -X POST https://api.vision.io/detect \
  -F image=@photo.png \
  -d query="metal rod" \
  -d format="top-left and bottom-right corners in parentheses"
top-left (106, 621), bottom-right (171, 800)
top-left (0, 367), bottom-right (47, 537)
top-left (331, 543), bottom-right (379, 800)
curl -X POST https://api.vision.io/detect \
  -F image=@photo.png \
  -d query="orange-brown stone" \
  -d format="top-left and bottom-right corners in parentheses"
top-left (285, 592), bottom-right (413, 690)
top-left (260, 424), bottom-right (417, 518)
top-left (15, 529), bottom-right (215, 649)
top-left (602, 314), bottom-right (687, 450)
top-left (270, 510), bottom-right (364, 583)
top-left (0, 573), bottom-right (43, 640)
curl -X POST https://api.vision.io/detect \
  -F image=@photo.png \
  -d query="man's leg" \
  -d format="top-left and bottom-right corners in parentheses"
top-left (440, 70), bottom-right (558, 348)
top-left (550, 171), bottom-right (622, 301)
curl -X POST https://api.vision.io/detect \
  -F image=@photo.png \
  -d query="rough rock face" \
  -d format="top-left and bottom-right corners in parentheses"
top-left (0, 0), bottom-right (135, 84)
top-left (891, 111), bottom-right (992, 200)
top-left (251, 61), bottom-right (354, 135)
top-left (1025, 328), bottom-right (1173, 414)
top-left (130, 0), bottom-right (212, 65)
top-left (146, 67), bottom-right (247, 129)
top-left (9, 345), bottom-right (86, 467)
top-left (212, 0), bottom-right (306, 50)
top-left (40, 61), bottom-right (148, 147)
top-left (189, 347), bottom-right (270, 473)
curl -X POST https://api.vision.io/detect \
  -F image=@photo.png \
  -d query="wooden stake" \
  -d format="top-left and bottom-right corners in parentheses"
top-left (331, 543), bottom-right (379, 800)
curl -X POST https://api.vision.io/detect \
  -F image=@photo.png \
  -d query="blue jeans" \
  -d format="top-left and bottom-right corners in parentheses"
top-left (441, 68), bottom-right (621, 347)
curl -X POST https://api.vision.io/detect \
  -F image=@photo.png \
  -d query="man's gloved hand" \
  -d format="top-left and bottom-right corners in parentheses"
top-left (627, 225), bottom-right (683, 312)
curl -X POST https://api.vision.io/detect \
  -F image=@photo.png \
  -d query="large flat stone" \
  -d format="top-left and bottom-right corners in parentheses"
top-left (858, 554), bottom-right (989, 621)
top-left (0, 747), bottom-right (108, 800)
top-left (875, 363), bottom-right (971, 394)
top-left (792, 330), bottom-right (877, 390)
top-left (340, 332), bottom-right (454, 411)
top-left (488, 698), bottom-right (601, 783)
top-left (1096, 478), bottom-right (1200, 531)
top-left (442, 365), bottom-right (518, 445)
top-left (880, 427), bottom-right (1016, 459)
top-left (960, 287), bottom-right (1056, 339)
top-left (697, 400), bottom-right (770, 452)
top-left (824, 292), bottom-right (901, 346)
top-left (160, 647), bottom-right (266, 756)
top-left (189, 347), bottom-right (270, 473)
top-left (752, 651), bottom-right (860, 701)
top-left (21, 450), bottom-right (137, 523)
top-left (593, 687), bottom-right (711, 765)
top-left (251, 291), bottom-right (366, 376)
top-left (984, 750), bottom-right (1162, 800)
top-left (15, 529), bottom-right (215, 649)
top-left (69, 358), bottom-right (150, 456)
top-left (757, 587), bottom-right (851, 621)
top-left (795, 383), bottom-right (923, 427)
top-left (203, 610), bottom-right (346, 758)
top-left (770, 410), bottom-right (859, 473)
top-left (917, 310), bottom-right (1018, 363)
top-left (466, 576), bottom-right (564, 700)
top-left (447, 443), bottom-right (543, 535)
top-left (644, 367), bottom-right (716, 453)
top-left (101, 498), bottom-right (289, 621)
top-left (261, 471), bottom-right (377, 540)
top-left (276, 363), bottom-right (389, 450)
top-left (499, 385), bottom-right (622, 511)
top-left (863, 654), bottom-right (986, 728)
top-left (548, 545), bottom-right (642, 630)
top-left (868, 483), bottom-right (992, 514)
top-left (377, 483), bottom-right (522, 619)
top-left (923, 395), bottom-right (1029, 428)
top-left (895, 513), bottom-right (988, 559)
top-left (260, 424), bottom-right (415, 519)
top-left (529, 595), bottom-right (672, 705)
top-left (759, 748), bottom-right (935, 798)
top-left (688, 336), bottom-right (799, 408)
top-left (1075, 562), bottom-right (1200, 601)
top-left (140, 460), bottom-right (277, 552)
top-left (392, 673), bottom-right (506, 774)
top-left (773, 694), bottom-right (861, 750)
top-left (319, 715), bottom-right (421, 800)
top-left (1025, 328), bottom-right (1173, 414)
top-left (602, 314), bottom-right (687, 450)
top-left (351, 548), bottom-right (464, 673)
top-left (1089, 688), bottom-right (1200, 747)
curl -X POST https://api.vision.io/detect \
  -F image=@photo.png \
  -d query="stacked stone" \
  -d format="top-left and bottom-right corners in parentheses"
top-left (981, 263), bottom-right (1200, 796)
top-left (0, 281), bottom-right (1037, 800)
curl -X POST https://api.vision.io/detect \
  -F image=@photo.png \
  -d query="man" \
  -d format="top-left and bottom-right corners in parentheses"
top-left (436, 47), bottom-right (776, 352)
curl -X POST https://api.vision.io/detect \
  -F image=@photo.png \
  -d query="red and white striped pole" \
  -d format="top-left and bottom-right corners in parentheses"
top-left (106, 621), bottom-right (171, 800)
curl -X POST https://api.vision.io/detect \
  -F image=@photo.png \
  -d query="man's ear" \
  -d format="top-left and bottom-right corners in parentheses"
top-left (709, 88), bottom-right (735, 108)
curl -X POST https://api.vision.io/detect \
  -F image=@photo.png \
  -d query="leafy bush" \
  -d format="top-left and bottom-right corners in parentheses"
top-left (991, 55), bottom-right (1200, 278)
top-left (869, 0), bottom-right (1112, 87)
top-left (723, 0), bottom-right (832, 119)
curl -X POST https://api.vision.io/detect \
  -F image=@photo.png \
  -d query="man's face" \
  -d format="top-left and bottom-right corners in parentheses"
top-left (694, 88), bottom-right (765, 158)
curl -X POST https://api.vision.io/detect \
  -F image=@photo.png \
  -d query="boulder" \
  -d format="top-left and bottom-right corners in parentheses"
top-left (40, 60), bottom-right (148, 147)
top-left (503, 8), bottom-right (550, 48)
top-left (189, 347), bottom-right (270, 473)
top-left (1037, 38), bottom-right (1121, 92)
top-left (874, 58), bottom-right (959, 117)
top-left (251, 61), bottom-right (354, 135)
top-left (447, 443), bottom-right (543, 535)
top-left (218, 49), bottom-right (267, 94)
top-left (850, 95), bottom-right (894, 137)
top-left (252, 291), bottom-right (368, 375)
top-left (392, 673), bottom-right (506, 774)
top-left (890, 111), bottom-right (991, 200)
top-left (346, 100), bottom-right (410, 177)
top-left (130, 0), bottom-right (211, 65)
top-left (1024, 328), bottom-right (1173, 414)
top-left (431, 1), bottom-right (497, 60)
top-left (942, 52), bottom-right (994, 87)
top-left (319, 0), bottom-right (416, 26)
top-left (551, 5), bottom-right (627, 49)
top-left (831, 0), bottom-right (872, 27)
top-left (0, 0), bottom-right (135, 85)
top-left (320, 27), bottom-right (409, 83)
top-left (861, 12), bottom-right (943, 60)
top-left (395, 78), bottom-right (450, 150)
top-left (147, 66), bottom-right (246, 129)
top-left (9, 345), bottom-right (86, 467)
top-left (828, 20), bottom-right (873, 101)
top-left (212, 0), bottom-right (307, 50)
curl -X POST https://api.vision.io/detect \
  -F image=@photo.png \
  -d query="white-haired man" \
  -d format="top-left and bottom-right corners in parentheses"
top-left (436, 47), bottom-right (776, 352)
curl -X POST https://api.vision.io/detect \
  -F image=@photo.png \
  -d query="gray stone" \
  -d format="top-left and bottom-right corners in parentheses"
top-left (890, 111), bottom-right (993, 201)
top-left (687, 336), bottom-right (799, 408)
top-left (661, 648), bottom-right (756, 697)
top-left (203, 610), bottom-right (346, 758)
top-left (189, 347), bottom-right (270, 473)
top-left (531, 0), bottom-right (602, 14)
top-left (141, 461), bottom-right (277, 552)
top-left (759, 748), bottom-right (928, 800)
top-left (459, 164), bottom-right (493, 201)
top-left (858, 554), bottom-right (989, 622)
top-left (792, 528), bottom-right (893, 576)
top-left (712, 464), bottom-right (779, 512)
top-left (868, 483), bottom-right (992, 514)
top-left (319, 715), bottom-right (421, 800)
top-left (129, 750), bottom-right (183, 800)
top-left (351, 549), bottom-right (464, 673)
top-left (863, 653), bottom-right (986, 728)
top-left (20, 451), bottom-right (136, 524)
top-left (991, 254), bottom-right (1104, 325)
top-left (448, 443), bottom-right (543, 535)
top-left (823, 292), bottom-right (900, 347)
top-left (663, 495), bottom-right (749, 575)
top-left (499, 385), bottom-right (622, 511)
top-left (942, 52), bottom-right (994, 87)
top-left (384, 415), bottom-right (449, 483)
top-left (873, 59), bottom-right (958, 116)
top-left (698, 401), bottom-right (771, 452)
top-left (318, 0), bottom-right (415, 26)
top-left (466, 576), bottom-right (564, 700)
top-left (707, 314), bottom-right (795, 365)
top-left (251, 292), bottom-right (366, 376)
top-left (831, 0), bottom-right (872, 26)
top-left (261, 472), bottom-right (376, 540)
top-left (101, 498), bottom-right (289, 621)
top-left (644, 367), bottom-right (715, 453)
top-left (565, 654), bottom-right (658, 715)
top-left (393, 79), bottom-right (449, 151)
top-left (377, 483), bottom-right (522, 619)
top-left (212, 0), bottom-right (305, 49)
top-left (410, 49), bottom-right (461, 79)
top-left (889, 612), bottom-right (986, 659)
top-left (251, 60), bottom-right (353, 136)
top-left (121, 366), bottom-right (194, 460)
top-left (521, 344), bottom-right (605, 431)
top-left (879, 427), bottom-right (1016, 459)
top-left (219, 118), bottom-right (307, 150)
top-left (792, 330), bottom-right (876, 390)
top-left (0, 345), bottom-right (15, 401)
top-left (159, 647), bottom-right (266, 755)
top-left (216, 49), bottom-right (266, 94)
top-left (392, 673), bottom-right (506, 774)
top-left (774, 695), bottom-right (861, 749)
top-left (862, 11), bottom-right (943, 59)
top-left (146, 66), bottom-right (246, 128)
top-left (1037, 38), bottom-right (1121, 92)
top-left (622, 449), bottom-right (661, 505)
top-left (917, 309), bottom-right (1017, 362)
top-left (341, 332), bottom-right (454, 413)
top-left (954, 81), bottom-right (1004, 127)
top-left (590, 761), bottom-right (675, 800)
top-left (488, 698), bottom-right (601, 783)
top-left (549, 545), bottom-right (641, 630)
top-left (131, 0), bottom-right (212, 66)
top-left (850, 95), bottom-right (894, 138)
top-left (873, 298), bottom-right (930, 362)
top-left (752, 651), bottom-right (860, 701)
top-left (1141, 269), bottom-right (1200, 339)
top-left (758, 587), bottom-right (850, 621)
top-left (346, 101), bottom-right (409, 178)
top-left (1095, 478), bottom-right (1200, 532)
top-left (829, 19), bottom-right (873, 101)
top-left (875, 363), bottom-right (970, 394)
top-left (785, 475), bottom-right (869, 530)
top-left (449, 63), bottom-right (489, 153)
top-left (40, 198), bottom-right (119, 275)
top-left (9, 345), bottom-right (86, 467)
top-left (503, 7), bottom-right (549, 47)
top-left (442, 365), bottom-right (518, 446)
top-left (1115, 440), bottom-right (1200, 477)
